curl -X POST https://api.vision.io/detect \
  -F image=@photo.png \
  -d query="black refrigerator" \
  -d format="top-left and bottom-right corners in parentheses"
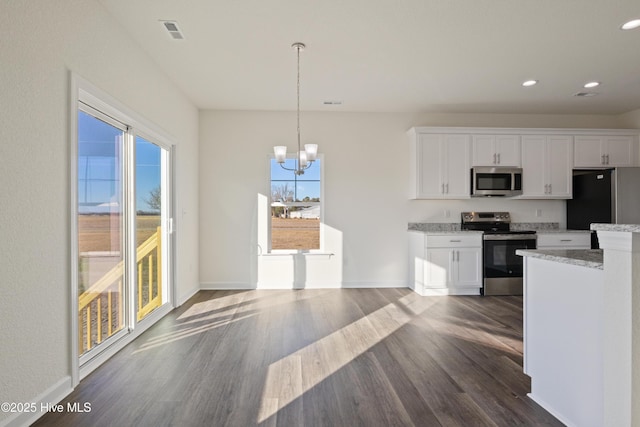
top-left (567, 168), bottom-right (640, 248)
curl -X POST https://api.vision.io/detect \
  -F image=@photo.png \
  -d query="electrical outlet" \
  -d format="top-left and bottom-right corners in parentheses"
top-left (535, 209), bottom-right (542, 217)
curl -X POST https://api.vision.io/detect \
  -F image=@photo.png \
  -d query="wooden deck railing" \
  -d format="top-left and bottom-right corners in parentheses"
top-left (78, 226), bottom-right (162, 355)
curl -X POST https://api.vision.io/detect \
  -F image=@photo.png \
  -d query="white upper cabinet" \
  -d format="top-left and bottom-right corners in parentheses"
top-left (472, 135), bottom-right (521, 167)
top-left (409, 133), bottom-right (470, 199)
top-left (521, 135), bottom-right (573, 199)
top-left (409, 128), bottom-right (639, 200)
top-left (574, 135), bottom-right (638, 167)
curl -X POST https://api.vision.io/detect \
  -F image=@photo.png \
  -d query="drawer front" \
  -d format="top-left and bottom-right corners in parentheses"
top-left (537, 233), bottom-right (591, 248)
top-left (426, 234), bottom-right (482, 248)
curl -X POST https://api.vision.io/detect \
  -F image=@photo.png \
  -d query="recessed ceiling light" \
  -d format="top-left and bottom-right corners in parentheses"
top-left (621, 19), bottom-right (640, 30)
top-left (522, 80), bottom-right (538, 87)
top-left (584, 81), bottom-right (600, 88)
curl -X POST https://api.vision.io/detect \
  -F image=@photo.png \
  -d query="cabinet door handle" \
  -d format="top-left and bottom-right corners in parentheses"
top-left (560, 239), bottom-right (572, 242)
top-left (601, 154), bottom-right (605, 165)
top-left (441, 183), bottom-right (445, 194)
top-left (497, 153), bottom-right (501, 164)
top-left (445, 183), bottom-right (449, 194)
top-left (548, 184), bottom-right (552, 194)
top-left (493, 153), bottom-right (497, 164)
top-left (606, 154), bottom-right (610, 164)
top-left (449, 239), bottom-right (462, 242)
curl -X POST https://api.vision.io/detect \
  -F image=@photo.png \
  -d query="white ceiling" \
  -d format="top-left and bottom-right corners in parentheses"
top-left (99, 0), bottom-right (640, 115)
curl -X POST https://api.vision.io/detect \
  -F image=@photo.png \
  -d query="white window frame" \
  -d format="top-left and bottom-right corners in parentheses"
top-left (268, 154), bottom-right (324, 254)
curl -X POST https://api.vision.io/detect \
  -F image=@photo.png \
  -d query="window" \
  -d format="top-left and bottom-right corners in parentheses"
top-left (270, 157), bottom-right (321, 250)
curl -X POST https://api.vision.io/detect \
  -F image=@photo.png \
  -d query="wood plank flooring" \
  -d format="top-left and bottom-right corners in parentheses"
top-left (34, 289), bottom-right (563, 426)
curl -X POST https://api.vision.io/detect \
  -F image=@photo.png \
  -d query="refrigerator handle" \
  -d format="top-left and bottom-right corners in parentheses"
top-left (611, 168), bottom-right (616, 223)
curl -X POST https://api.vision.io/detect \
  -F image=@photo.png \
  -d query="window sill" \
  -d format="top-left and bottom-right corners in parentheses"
top-left (259, 251), bottom-right (334, 258)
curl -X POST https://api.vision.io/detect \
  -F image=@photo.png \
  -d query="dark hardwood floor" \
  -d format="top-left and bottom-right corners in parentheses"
top-left (34, 289), bottom-right (563, 426)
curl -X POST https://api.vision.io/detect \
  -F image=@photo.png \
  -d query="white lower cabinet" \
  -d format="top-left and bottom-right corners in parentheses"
top-left (537, 232), bottom-right (591, 249)
top-left (409, 232), bottom-right (482, 295)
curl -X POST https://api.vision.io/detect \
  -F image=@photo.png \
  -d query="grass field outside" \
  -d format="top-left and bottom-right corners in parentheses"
top-left (78, 214), bottom-right (160, 253)
top-left (271, 217), bottom-right (319, 250)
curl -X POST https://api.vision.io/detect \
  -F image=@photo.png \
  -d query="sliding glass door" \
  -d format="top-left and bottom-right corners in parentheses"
top-left (77, 109), bottom-right (128, 357)
top-left (134, 136), bottom-right (169, 323)
top-left (76, 104), bottom-right (172, 362)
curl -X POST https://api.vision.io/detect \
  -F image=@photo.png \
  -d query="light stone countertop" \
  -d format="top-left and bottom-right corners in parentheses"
top-left (516, 249), bottom-right (603, 270)
top-left (409, 230), bottom-right (485, 236)
top-left (510, 222), bottom-right (559, 231)
top-left (535, 229), bottom-right (592, 234)
top-left (408, 223), bottom-right (460, 232)
top-left (408, 223), bottom-right (483, 235)
top-left (591, 223), bottom-right (640, 232)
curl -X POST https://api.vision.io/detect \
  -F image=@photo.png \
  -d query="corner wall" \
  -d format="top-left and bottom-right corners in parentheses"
top-left (0, 1), bottom-right (199, 424)
top-left (199, 110), bottom-right (624, 289)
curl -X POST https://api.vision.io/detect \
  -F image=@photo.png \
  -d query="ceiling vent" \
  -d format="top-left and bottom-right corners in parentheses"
top-left (160, 20), bottom-right (185, 40)
top-left (573, 92), bottom-right (598, 97)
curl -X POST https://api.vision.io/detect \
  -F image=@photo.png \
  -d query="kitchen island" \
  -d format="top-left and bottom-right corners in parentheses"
top-left (518, 224), bottom-right (640, 427)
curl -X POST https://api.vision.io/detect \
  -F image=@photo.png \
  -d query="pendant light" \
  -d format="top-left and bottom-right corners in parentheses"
top-left (273, 42), bottom-right (318, 175)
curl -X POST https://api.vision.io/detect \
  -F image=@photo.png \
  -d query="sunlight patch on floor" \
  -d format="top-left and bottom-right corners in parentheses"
top-left (257, 292), bottom-right (437, 423)
top-left (133, 290), bottom-right (333, 354)
top-left (132, 311), bottom-right (258, 354)
top-left (426, 316), bottom-right (522, 356)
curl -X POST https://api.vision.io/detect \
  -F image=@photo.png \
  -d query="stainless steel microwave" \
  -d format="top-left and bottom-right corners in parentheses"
top-left (471, 167), bottom-right (523, 197)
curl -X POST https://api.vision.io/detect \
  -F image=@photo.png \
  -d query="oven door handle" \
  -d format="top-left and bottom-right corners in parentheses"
top-left (483, 234), bottom-right (537, 241)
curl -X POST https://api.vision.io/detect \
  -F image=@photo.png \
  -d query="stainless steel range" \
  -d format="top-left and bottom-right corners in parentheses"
top-left (461, 212), bottom-right (536, 296)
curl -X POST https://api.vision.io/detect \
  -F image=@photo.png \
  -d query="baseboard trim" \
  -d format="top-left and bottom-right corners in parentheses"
top-left (340, 281), bottom-right (407, 289)
top-left (200, 281), bottom-right (408, 290)
top-left (200, 282), bottom-right (254, 290)
top-left (526, 393), bottom-right (574, 427)
top-left (417, 287), bottom-right (481, 296)
top-left (1, 376), bottom-right (73, 427)
top-left (177, 285), bottom-right (200, 306)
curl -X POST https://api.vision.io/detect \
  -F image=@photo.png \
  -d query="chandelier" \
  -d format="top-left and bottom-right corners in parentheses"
top-left (273, 42), bottom-right (318, 175)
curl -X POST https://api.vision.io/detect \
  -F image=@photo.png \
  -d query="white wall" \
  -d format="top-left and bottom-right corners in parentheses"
top-left (0, 1), bottom-right (199, 424)
top-left (619, 108), bottom-right (640, 129)
top-left (199, 110), bottom-right (624, 289)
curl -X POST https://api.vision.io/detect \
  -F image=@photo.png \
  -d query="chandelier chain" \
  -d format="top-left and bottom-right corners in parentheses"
top-left (296, 44), bottom-right (301, 158)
